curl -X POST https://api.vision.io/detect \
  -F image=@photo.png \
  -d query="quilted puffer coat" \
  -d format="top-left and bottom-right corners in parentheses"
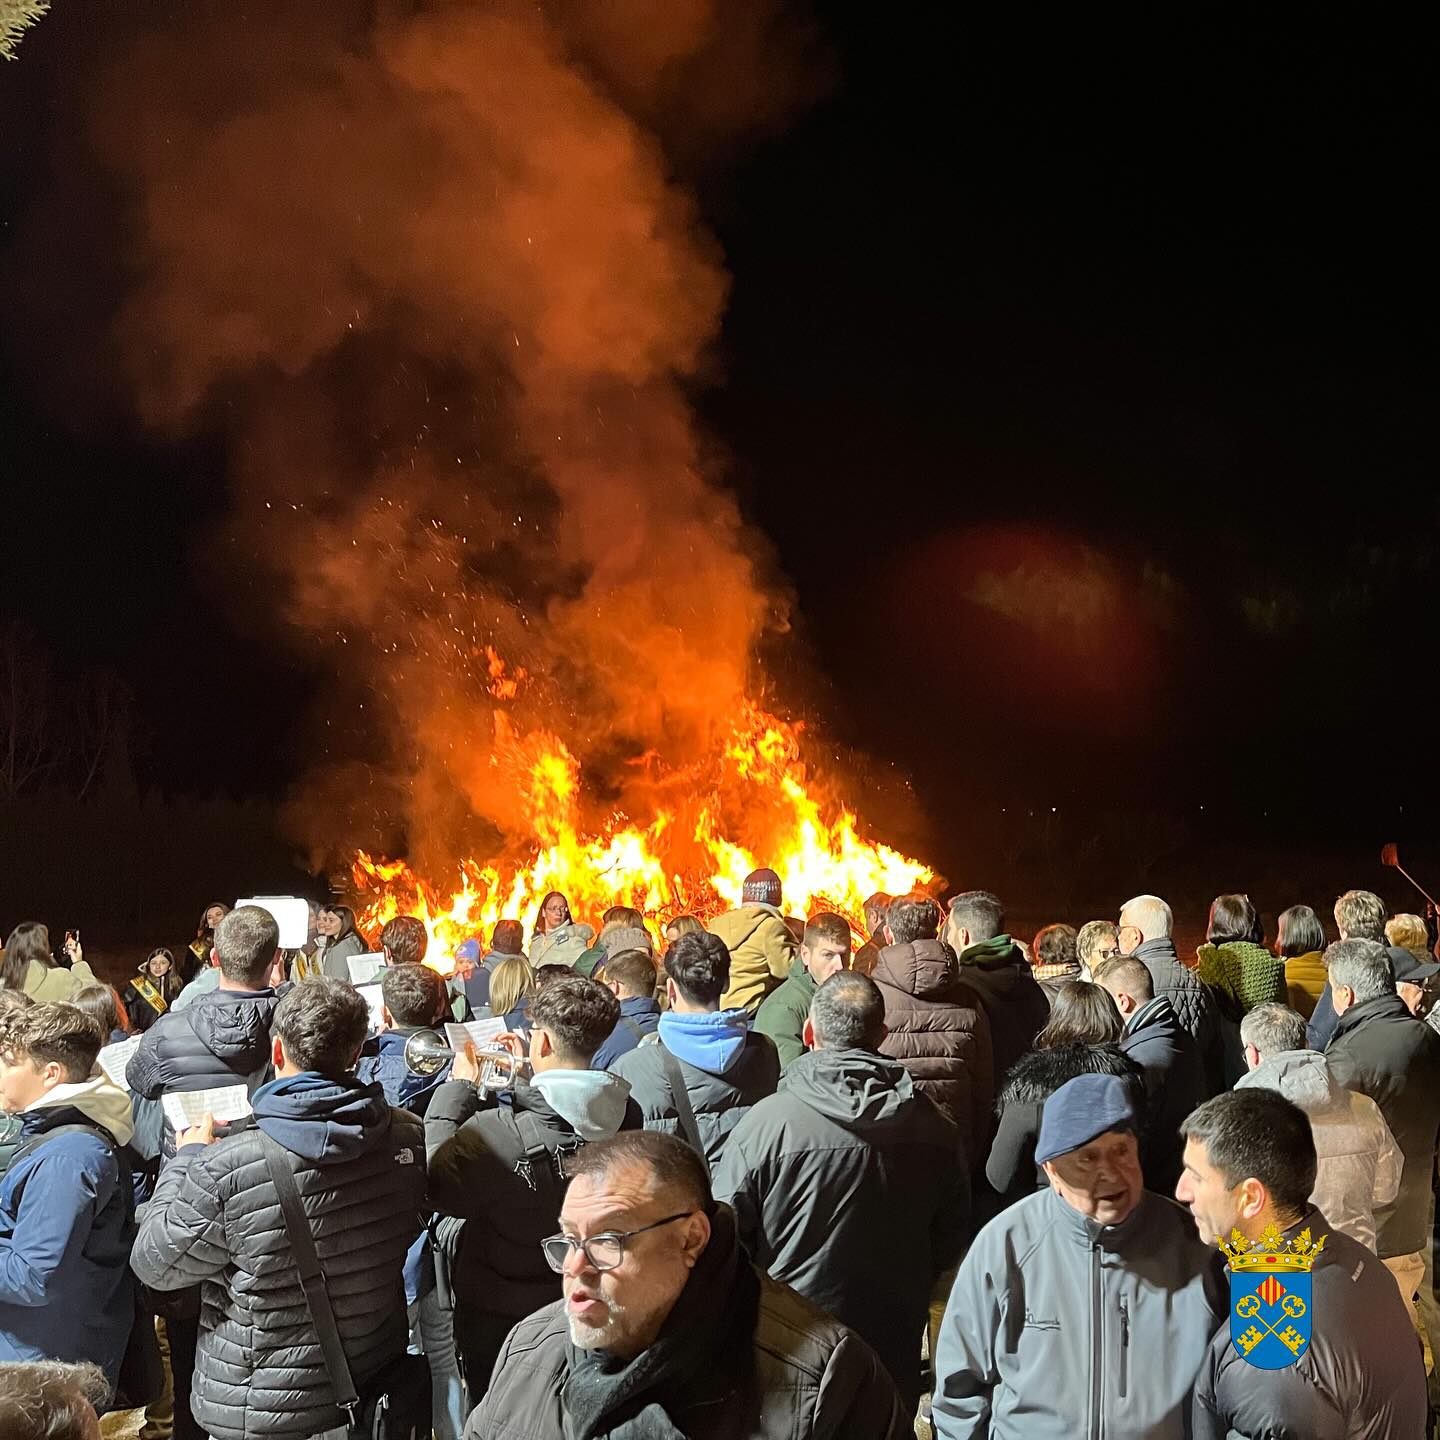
top-left (871, 938), bottom-right (993, 1166)
top-left (131, 1072), bottom-right (426, 1440)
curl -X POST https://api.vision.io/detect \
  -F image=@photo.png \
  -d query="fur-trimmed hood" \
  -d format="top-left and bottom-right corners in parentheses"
top-left (997, 1041), bottom-right (1140, 1110)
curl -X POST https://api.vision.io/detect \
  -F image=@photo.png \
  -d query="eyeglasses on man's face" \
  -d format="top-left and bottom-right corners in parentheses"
top-left (541, 1211), bottom-right (695, 1274)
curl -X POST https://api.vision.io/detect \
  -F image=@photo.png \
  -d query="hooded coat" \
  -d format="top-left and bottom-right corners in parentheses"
top-left (0, 1074), bottom-right (136, 1389)
top-left (356, 1026), bottom-right (452, 1117)
top-left (952, 935), bottom-right (1049, 1093)
top-left (1323, 991), bottom-right (1440, 1258)
top-left (612, 1011), bottom-right (780, 1168)
top-left (1130, 936), bottom-right (1226, 1093)
top-left (592, 995), bottom-right (662, 1072)
top-left (130, 1072), bottom-right (426, 1440)
top-left (872, 939), bottom-right (993, 1164)
top-left (1119, 995), bottom-right (1206, 1193)
top-left (983, 1043), bottom-right (1144, 1216)
top-left (1235, 1049), bottom-right (1401, 1254)
top-left (466, 1205), bottom-right (906, 1440)
top-left (714, 1048), bottom-right (967, 1408)
top-left (1193, 1208), bottom-right (1426, 1440)
top-left (934, 1186), bottom-right (1224, 1440)
top-left (426, 1068), bottom-right (640, 1327)
top-left (528, 921), bottom-right (596, 969)
top-left (127, 985), bottom-right (282, 1159)
top-left (752, 958), bottom-right (818, 1070)
top-left (710, 904), bottom-right (797, 1015)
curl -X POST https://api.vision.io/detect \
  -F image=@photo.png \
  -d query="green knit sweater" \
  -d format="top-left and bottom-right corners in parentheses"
top-left (1196, 940), bottom-right (1286, 1013)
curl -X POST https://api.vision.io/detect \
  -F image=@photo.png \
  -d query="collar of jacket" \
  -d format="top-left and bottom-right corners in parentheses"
top-left (1032, 962), bottom-right (1079, 981)
top-left (957, 934), bottom-right (1019, 968)
top-left (1124, 995), bottom-right (1172, 1035)
top-left (1043, 1172), bottom-right (1155, 1250)
top-left (1132, 935), bottom-right (1180, 967)
top-left (1331, 990), bottom-right (1415, 1039)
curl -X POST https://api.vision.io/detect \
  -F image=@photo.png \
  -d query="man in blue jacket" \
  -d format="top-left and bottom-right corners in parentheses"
top-left (592, 948), bottom-right (662, 1070)
top-left (357, 962), bottom-right (453, 1115)
top-left (0, 1001), bottom-right (136, 1395)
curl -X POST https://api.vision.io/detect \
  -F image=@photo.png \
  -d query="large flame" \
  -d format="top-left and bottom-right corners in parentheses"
top-left (353, 701), bottom-right (934, 973)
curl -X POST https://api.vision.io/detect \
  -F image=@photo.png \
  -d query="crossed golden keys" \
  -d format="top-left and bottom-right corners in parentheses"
top-left (1233, 1290), bottom-right (1308, 1357)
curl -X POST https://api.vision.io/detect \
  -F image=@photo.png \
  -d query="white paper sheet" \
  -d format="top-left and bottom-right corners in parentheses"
top-left (356, 981), bottom-right (387, 1032)
top-left (347, 953), bottom-right (387, 985)
top-left (162, 1085), bottom-right (252, 1131)
top-left (97, 1035), bottom-right (142, 1088)
top-left (235, 895), bottom-right (309, 949)
top-left (444, 1018), bottom-right (508, 1053)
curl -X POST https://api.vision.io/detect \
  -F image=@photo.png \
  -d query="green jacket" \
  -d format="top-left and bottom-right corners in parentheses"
top-left (754, 961), bottom-right (817, 1071)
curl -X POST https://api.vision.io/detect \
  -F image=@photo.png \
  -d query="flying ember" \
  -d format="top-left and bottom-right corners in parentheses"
top-left (352, 703), bottom-right (935, 973)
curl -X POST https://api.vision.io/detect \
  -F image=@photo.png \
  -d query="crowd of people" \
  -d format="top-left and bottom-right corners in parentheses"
top-left (1, 871), bottom-right (1439, 1438)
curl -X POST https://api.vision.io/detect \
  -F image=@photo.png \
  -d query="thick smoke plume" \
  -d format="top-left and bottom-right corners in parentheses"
top-left (91, 0), bottom-right (821, 873)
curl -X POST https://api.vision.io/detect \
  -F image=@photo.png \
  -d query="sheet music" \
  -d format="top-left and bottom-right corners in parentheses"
top-left (162, 1085), bottom-right (252, 1131)
top-left (347, 953), bottom-right (387, 985)
top-left (444, 1017), bottom-right (509, 1052)
top-left (97, 1035), bottom-right (142, 1088)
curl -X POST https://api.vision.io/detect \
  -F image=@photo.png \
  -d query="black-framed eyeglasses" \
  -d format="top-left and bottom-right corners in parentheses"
top-left (540, 1211), bottom-right (695, 1273)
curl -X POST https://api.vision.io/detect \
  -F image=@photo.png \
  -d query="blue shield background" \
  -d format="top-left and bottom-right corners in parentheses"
top-left (1229, 1268), bottom-right (1313, 1369)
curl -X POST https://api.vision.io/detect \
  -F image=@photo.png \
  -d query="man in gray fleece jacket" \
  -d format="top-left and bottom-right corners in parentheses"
top-left (934, 1072), bottom-right (1224, 1439)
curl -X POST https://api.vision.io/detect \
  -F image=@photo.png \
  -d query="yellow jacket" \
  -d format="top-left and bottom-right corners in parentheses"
top-left (710, 904), bottom-right (797, 1015)
top-left (1285, 950), bottom-right (1328, 1019)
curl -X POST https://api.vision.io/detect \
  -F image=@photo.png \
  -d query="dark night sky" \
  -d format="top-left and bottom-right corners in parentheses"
top-left (1, 8), bottom-right (1435, 884)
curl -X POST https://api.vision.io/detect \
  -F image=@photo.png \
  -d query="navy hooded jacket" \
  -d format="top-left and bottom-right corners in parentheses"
top-left (0, 1077), bottom-right (137, 1391)
top-left (356, 1027), bottom-right (452, 1117)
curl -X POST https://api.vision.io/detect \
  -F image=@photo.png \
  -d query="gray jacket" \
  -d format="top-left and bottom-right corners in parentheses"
top-left (1236, 1050), bottom-right (1400, 1253)
top-left (1193, 1209), bottom-right (1427, 1439)
top-left (934, 1185), bottom-right (1224, 1440)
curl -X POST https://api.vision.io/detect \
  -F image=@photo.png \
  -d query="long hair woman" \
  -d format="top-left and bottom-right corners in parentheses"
top-left (123, 947), bottom-right (186, 1032)
top-left (1, 921), bottom-right (95, 1002)
top-left (527, 891), bottom-right (595, 968)
top-left (490, 954), bottom-right (537, 1032)
top-left (316, 903), bottom-right (369, 980)
top-left (1196, 893), bottom-right (1286, 1015)
top-left (984, 980), bottom-right (1143, 1219)
top-left (186, 901), bottom-right (231, 982)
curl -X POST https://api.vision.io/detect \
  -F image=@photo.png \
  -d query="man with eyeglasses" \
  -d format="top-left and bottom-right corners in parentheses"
top-left (466, 1130), bottom-right (906, 1440)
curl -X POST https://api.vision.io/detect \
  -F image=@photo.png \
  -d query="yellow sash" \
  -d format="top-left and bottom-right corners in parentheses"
top-left (132, 974), bottom-right (169, 1017)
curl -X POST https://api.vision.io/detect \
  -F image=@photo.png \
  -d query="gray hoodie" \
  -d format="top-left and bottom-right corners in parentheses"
top-left (934, 1184), bottom-right (1224, 1439)
top-left (1235, 1048), bottom-right (1400, 1254)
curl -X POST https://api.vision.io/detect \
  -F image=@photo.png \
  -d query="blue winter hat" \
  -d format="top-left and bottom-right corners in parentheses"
top-left (1035, 1073), bottom-right (1136, 1166)
top-left (456, 939), bottom-right (481, 963)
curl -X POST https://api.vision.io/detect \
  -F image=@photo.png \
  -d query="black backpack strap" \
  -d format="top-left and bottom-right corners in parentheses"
top-left (259, 1130), bottom-right (360, 1424)
top-left (9, 1121), bottom-right (118, 1171)
top-left (657, 1044), bottom-right (709, 1177)
top-left (512, 1108), bottom-right (583, 1192)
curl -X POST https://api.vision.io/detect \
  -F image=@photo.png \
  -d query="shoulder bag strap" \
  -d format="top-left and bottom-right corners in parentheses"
top-left (259, 1131), bottom-right (360, 1421)
top-left (657, 1043), bottom-right (710, 1177)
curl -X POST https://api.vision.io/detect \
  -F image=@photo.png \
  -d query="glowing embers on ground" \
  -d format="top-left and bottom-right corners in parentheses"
top-left (353, 704), bottom-right (933, 974)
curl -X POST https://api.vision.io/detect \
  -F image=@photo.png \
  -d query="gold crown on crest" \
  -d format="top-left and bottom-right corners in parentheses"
top-left (1217, 1224), bottom-right (1326, 1273)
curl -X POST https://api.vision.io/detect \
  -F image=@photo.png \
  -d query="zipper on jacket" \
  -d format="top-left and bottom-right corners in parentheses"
top-left (1090, 1245), bottom-right (1102, 1440)
top-left (1118, 1294), bottom-right (1129, 1399)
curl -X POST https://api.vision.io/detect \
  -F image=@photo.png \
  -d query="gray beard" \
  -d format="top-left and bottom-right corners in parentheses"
top-left (568, 1300), bottom-right (628, 1352)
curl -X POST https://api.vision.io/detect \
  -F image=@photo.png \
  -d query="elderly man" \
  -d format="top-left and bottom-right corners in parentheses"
top-left (717, 972), bottom-right (967, 1413)
top-left (467, 1129), bottom-right (905, 1439)
top-left (1321, 937), bottom-right (1440, 1321)
top-left (1117, 892), bottom-right (1224, 1090)
top-left (1177, 1088), bottom-right (1425, 1439)
top-left (1234, 1002), bottom-right (1400, 1252)
top-left (1306, 889), bottom-right (1415, 1049)
top-left (934, 1073), bottom-right (1222, 1438)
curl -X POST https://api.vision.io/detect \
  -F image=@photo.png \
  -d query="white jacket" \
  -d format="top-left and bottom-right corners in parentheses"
top-left (1236, 1047), bottom-right (1401, 1253)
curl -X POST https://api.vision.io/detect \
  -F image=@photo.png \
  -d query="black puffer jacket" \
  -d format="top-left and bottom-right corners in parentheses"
top-left (130, 1074), bottom-right (426, 1440)
top-left (466, 1205), bottom-right (905, 1440)
top-left (953, 936), bottom-right (1049, 1093)
top-left (426, 1069), bottom-right (640, 1324)
top-left (1131, 937), bottom-right (1226, 1094)
top-left (128, 986), bottom-right (283, 1158)
top-left (1325, 991), bottom-right (1440, 1258)
top-left (983, 1042), bottom-right (1145, 1216)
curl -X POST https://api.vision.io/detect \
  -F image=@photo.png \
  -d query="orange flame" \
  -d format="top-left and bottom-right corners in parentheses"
top-left (353, 703), bottom-right (934, 973)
